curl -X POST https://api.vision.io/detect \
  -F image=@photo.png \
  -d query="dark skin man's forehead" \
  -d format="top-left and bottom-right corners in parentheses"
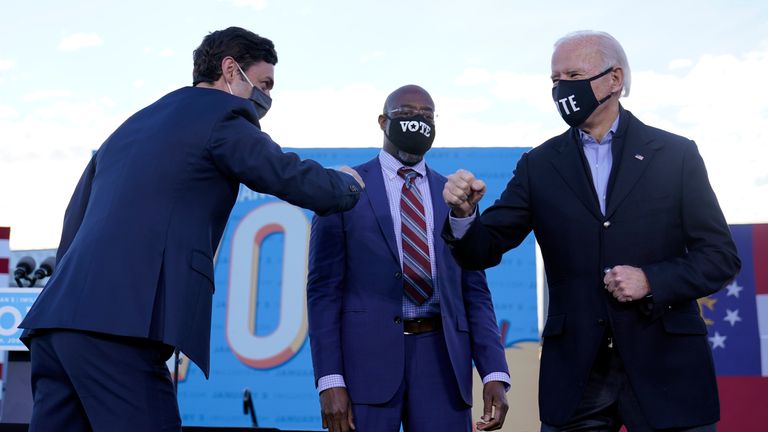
top-left (384, 86), bottom-right (434, 112)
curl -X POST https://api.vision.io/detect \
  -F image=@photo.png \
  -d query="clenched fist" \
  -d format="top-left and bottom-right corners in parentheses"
top-left (443, 169), bottom-right (486, 218)
top-left (603, 265), bottom-right (651, 302)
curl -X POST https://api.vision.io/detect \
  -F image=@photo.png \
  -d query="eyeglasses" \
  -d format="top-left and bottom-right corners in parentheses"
top-left (386, 107), bottom-right (437, 121)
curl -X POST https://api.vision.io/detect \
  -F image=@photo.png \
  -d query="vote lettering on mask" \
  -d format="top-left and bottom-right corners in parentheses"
top-left (552, 67), bottom-right (613, 127)
top-left (385, 114), bottom-right (436, 156)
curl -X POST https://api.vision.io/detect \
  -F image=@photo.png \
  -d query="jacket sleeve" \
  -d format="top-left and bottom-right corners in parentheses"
top-left (306, 212), bottom-right (346, 386)
top-left (443, 152), bottom-right (534, 270)
top-left (56, 153), bottom-right (97, 262)
top-left (642, 141), bottom-right (741, 306)
top-left (462, 269), bottom-right (509, 379)
top-left (206, 110), bottom-right (360, 216)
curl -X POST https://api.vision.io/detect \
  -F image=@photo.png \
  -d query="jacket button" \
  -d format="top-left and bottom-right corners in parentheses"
top-left (394, 271), bottom-right (402, 279)
top-left (596, 318), bottom-right (606, 326)
top-left (394, 316), bottom-right (402, 324)
top-left (349, 184), bottom-right (359, 192)
top-left (603, 220), bottom-right (611, 228)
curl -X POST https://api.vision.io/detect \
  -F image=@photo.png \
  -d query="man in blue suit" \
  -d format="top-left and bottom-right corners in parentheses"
top-left (307, 85), bottom-right (509, 432)
top-left (19, 27), bottom-right (363, 432)
top-left (443, 31), bottom-right (740, 431)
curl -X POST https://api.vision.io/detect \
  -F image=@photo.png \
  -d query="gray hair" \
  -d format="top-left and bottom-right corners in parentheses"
top-left (554, 30), bottom-right (631, 97)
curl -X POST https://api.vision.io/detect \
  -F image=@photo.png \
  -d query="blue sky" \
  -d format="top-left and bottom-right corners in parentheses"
top-left (1, 0), bottom-right (767, 249)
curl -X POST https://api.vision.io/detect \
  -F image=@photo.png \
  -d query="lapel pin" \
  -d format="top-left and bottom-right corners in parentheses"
top-left (634, 154), bottom-right (644, 161)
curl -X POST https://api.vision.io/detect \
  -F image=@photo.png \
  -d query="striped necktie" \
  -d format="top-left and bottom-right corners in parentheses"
top-left (397, 167), bottom-right (433, 305)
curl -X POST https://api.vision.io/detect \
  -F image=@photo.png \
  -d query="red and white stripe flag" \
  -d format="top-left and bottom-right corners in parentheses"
top-left (0, 227), bottom-right (10, 286)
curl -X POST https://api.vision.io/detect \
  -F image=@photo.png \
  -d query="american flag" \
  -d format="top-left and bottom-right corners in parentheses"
top-left (0, 227), bottom-right (9, 285)
top-left (703, 224), bottom-right (768, 431)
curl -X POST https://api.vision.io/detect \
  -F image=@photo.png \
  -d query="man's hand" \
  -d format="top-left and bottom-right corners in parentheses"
top-left (319, 387), bottom-right (355, 432)
top-left (603, 265), bottom-right (651, 302)
top-left (476, 381), bottom-right (508, 431)
top-left (443, 169), bottom-right (486, 218)
top-left (338, 166), bottom-right (365, 189)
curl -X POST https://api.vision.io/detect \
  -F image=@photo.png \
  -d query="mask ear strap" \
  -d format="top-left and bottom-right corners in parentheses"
top-left (595, 67), bottom-right (616, 104)
top-left (590, 67), bottom-right (614, 81)
top-left (236, 63), bottom-right (255, 87)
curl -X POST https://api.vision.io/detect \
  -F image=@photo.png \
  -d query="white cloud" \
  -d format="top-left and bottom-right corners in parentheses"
top-left (221, 0), bottom-right (268, 10)
top-left (133, 79), bottom-right (145, 89)
top-left (455, 67), bottom-right (494, 86)
top-left (623, 46), bottom-right (768, 224)
top-left (668, 58), bottom-right (693, 70)
top-left (455, 67), bottom-right (554, 113)
top-left (0, 105), bottom-right (18, 119)
top-left (0, 97), bottom-right (129, 249)
top-left (360, 51), bottom-right (384, 63)
top-left (435, 95), bottom-right (493, 116)
top-left (142, 47), bottom-right (175, 58)
top-left (262, 83), bottom-right (385, 149)
top-left (0, 59), bottom-right (15, 71)
top-left (58, 33), bottom-right (104, 52)
top-left (22, 90), bottom-right (73, 102)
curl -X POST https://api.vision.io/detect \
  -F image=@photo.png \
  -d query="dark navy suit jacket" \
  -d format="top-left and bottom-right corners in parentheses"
top-left (444, 108), bottom-right (741, 428)
top-left (20, 87), bottom-right (360, 376)
top-left (307, 157), bottom-right (508, 406)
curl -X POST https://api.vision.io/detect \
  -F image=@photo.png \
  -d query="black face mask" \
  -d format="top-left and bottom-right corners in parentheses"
top-left (235, 62), bottom-right (272, 119)
top-left (248, 86), bottom-right (272, 120)
top-left (385, 114), bottom-right (436, 156)
top-left (552, 67), bottom-right (613, 127)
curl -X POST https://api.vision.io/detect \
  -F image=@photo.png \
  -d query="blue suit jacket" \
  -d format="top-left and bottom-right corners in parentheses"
top-left (444, 108), bottom-right (741, 428)
top-left (307, 157), bottom-right (508, 405)
top-left (20, 87), bottom-right (360, 376)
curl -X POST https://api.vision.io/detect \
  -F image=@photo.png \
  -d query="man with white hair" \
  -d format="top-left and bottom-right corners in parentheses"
top-left (441, 30), bottom-right (740, 431)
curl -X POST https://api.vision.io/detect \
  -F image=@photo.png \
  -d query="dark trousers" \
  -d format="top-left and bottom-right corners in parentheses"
top-left (28, 329), bottom-right (181, 432)
top-left (352, 330), bottom-right (472, 432)
top-left (541, 340), bottom-right (716, 432)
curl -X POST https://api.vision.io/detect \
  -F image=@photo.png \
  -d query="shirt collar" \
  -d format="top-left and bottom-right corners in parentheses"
top-left (378, 150), bottom-right (427, 180)
top-left (579, 114), bottom-right (620, 146)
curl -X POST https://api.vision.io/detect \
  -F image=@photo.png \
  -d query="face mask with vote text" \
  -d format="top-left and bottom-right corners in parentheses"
top-left (385, 114), bottom-right (436, 156)
top-left (551, 67), bottom-right (613, 127)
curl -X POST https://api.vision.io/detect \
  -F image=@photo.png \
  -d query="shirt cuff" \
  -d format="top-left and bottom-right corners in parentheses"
top-left (482, 372), bottom-right (511, 391)
top-left (448, 210), bottom-right (477, 239)
top-left (317, 374), bottom-right (346, 393)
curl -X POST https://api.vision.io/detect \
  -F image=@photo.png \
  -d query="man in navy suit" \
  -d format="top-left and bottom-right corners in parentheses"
top-left (19, 27), bottom-right (363, 431)
top-left (307, 85), bottom-right (509, 432)
top-left (442, 31), bottom-right (740, 431)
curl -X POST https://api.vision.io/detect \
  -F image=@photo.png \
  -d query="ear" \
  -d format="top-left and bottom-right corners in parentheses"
top-left (220, 56), bottom-right (237, 81)
top-left (378, 114), bottom-right (387, 131)
top-left (610, 67), bottom-right (624, 95)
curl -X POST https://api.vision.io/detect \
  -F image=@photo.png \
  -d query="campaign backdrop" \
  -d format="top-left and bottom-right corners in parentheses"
top-left (176, 147), bottom-right (537, 429)
top-left (706, 224), bottom-right (768, 431)
top-left (0, 155), bottom-right (765, 430)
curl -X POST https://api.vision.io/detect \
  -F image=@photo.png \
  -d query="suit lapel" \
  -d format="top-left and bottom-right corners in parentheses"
top-left (360, 158), bottom-right (400, 264)
top-left (550, 129), bottom-right (603, 220)
top-left (605, 110), bottom-right (661, 218)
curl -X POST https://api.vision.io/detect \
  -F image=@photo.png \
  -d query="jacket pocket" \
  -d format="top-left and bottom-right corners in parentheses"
top-left (456, 315), bottom-right (469, 332)
top-left (662, 311), bottom-right (707, 335)
top-left (542, 314), bottom-right (566, 337)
